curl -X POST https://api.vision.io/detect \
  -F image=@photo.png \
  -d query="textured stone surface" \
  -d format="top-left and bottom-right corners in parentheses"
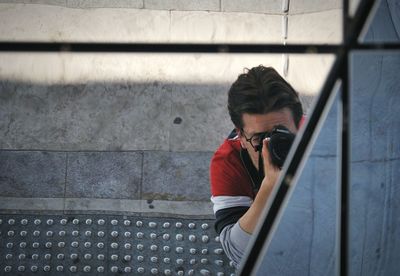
top-left (0, 197), bottom-right (64, 212)
top-left (0, 81), bottom-right (228, 152)
top-left (350, 160), bottom-right (400, 276)
top-left (0, 81), bottom-right (172, 151)
top-left (349, 51), bottom-right (400, 275)
top-left (289, 0), bottom-right (341, 14)
top-left (63, 198), bottom-right (143, 214)
top-left (0, 197), bottom-right (213, 216)
top-left (287, 9), bottom-right (342, 44)
top-left (350, 52), bottom-right (400, 162)
top-left (0, 2), bottom-right (345, 45)
top-left (0, 4), bottom-right (170, 42)
top-left (0, 151), bottom-right (66, 198)
top-left (142, 151), bottom-right (213, 201)
top-left (169, 84), bottom-right (230, 152)
top-left (170, 11), bottom-right (283, 43)
top-left (67, 0), bottom-right (143, 8)
top-left (0, 0), bottom-right (67, 5)
top-left (221, 0), bottom-right (281, 14)
top-left (145, 0), bottom-right (219, 11)
top-left (141, 200), bottom-right (213, 217)
top-left (362, 0), bottom-right (400, 43)
top-left (308, 157), bottom-right (338, 275)
top-left (66, 152), bottom-right (142, 199)
top-left (0, 0), bottom-right (144, 8)
top-left (0, 3), bottom-right (283, 44)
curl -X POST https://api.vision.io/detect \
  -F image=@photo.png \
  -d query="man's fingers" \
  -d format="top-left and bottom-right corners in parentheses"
top-left (262, 138), bottom-right (280, 172)
top-left (261, 137), bottom-right (273, 170)
top-left (262, 138), bottom-right (270, 160)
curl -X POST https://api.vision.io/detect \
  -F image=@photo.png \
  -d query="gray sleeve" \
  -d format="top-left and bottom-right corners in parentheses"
top-left (219, 222), bottom-right (252, 268)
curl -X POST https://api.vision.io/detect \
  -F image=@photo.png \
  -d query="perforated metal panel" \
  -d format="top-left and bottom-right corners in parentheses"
top-left (0, 214), bottom-right (235, 275)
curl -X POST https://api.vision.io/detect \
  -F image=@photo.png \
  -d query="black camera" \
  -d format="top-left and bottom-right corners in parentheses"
top-left (256, 125), bottom-right (295, 169)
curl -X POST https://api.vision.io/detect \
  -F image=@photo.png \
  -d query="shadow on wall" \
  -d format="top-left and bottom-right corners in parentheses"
top-left (0, 81), bottom-right (315, 152)
top-left (0, 80), bottom-right (314, 217)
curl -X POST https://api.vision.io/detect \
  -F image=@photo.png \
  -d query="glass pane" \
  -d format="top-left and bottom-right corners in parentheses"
top-left (0, 0), bottom-right (342, 44)
top-left (349, 0), bottom-right (361, 17)
top-left (252, 88), bottom-right (340, 276)
top-left (359, 0), bottom-right (400, 44)
top-left (0, 52), bottom-right (334, 274)
top-left (350, 51), bottom-right (400, 275)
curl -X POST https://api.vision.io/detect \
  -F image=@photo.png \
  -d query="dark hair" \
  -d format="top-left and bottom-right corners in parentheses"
top-left (228, 65), bottom-right (303, 129)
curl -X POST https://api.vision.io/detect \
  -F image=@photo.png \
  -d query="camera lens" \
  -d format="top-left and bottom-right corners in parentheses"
top-left (268, 127), bottom-right (295, 168)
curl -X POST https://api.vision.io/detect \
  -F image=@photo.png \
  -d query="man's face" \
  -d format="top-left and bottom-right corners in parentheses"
top-left (238, 107), bottom-right (298, 170)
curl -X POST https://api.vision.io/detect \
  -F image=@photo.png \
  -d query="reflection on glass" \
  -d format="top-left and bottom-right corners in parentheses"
top-left (251, 91), bottom-right (340, 276)
top-left (358, 0), bottom-right (400, 44)
top-left (350, 0), bottom-right (362, 17)
top-left (350, 51), bottom-right (400, 275)
top-left (0, 2), bottom-right (342, 274)
top-left (0, 52), bottom-right (333, 274)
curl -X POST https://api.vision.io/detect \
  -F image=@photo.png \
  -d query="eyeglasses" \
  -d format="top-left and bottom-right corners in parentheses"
top-left (241, 129), bottom-right (270, 151)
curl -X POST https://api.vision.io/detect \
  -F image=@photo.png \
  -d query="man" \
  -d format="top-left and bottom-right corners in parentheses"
top-left (210, 65), bottom-right (303, 267)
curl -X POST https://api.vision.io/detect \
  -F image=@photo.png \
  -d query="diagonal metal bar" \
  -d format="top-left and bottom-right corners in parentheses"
top-left (237, 0), bottom-right (379, 275)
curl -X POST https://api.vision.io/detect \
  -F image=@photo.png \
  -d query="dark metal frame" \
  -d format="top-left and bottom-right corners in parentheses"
top-left (0, 41), bottom-right (397, 53)
top-left (0, 0), bottom-right (399, 275)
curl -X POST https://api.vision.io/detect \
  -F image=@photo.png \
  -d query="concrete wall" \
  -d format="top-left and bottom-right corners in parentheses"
top-left (0, 0), bottom-right (342, 43)
top-left (349, 51), bottom-right (400, 276)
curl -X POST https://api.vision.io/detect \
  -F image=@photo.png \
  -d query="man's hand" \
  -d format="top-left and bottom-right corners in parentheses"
top-left (261, 138), bottom-right (280, 188)
top-left (238, 138), bottom-right (281, 234)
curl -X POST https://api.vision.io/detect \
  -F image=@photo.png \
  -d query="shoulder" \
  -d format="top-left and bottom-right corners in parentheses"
top-left (211, 138), bottom-right (242, 167)
top-left (210, 138), bottom-right (252, 197)
top-left (210, 138), bottom-right (242, 182)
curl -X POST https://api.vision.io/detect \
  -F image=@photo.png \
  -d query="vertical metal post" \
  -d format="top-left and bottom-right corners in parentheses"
top-left (340, 0), bottom-right (350, 275)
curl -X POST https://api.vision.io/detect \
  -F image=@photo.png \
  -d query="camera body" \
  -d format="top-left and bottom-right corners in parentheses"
top-left (256, 125), bottom-right (295, 169)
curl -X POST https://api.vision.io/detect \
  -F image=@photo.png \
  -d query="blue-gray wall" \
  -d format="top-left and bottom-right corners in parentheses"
top-left (254, 0), bottom-right (400, 275)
